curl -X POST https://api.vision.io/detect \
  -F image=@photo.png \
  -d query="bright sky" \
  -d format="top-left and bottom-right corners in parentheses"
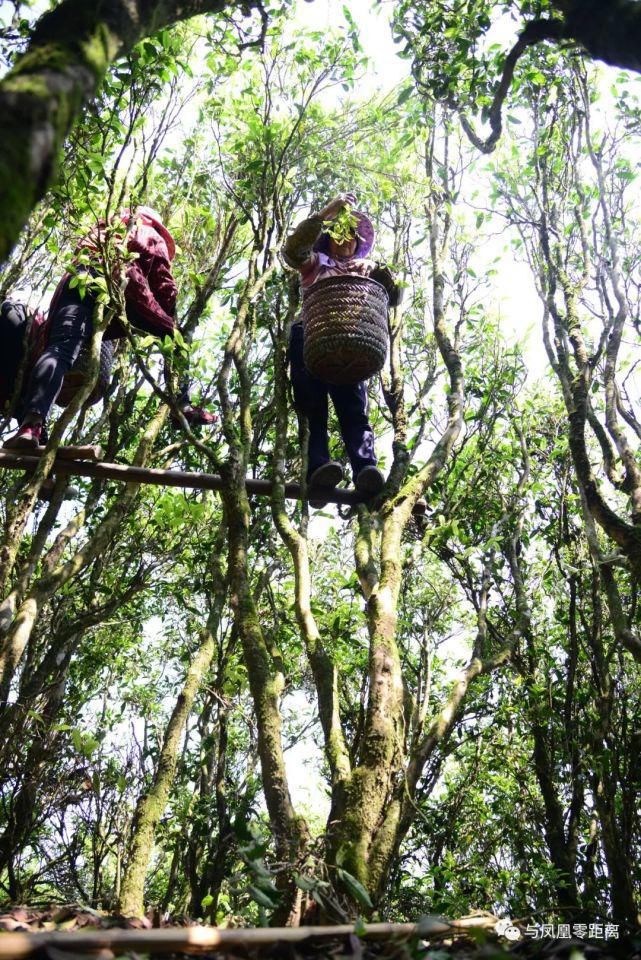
top-left (291, 0), bottom-right (409, 86)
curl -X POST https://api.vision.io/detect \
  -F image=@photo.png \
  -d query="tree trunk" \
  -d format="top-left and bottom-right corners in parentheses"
top-left (119, 523), bottom-right (227, 917)
top-left (118, 607), bottom-right (222, 917)
top-left (0, 0), bottom-right (259, 263)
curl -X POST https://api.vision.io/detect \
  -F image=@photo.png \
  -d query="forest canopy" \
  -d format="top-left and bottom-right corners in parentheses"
top-left (0, 0), bottom-right (640, 942)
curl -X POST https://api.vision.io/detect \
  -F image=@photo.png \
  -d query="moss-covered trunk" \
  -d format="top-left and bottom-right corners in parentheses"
top-left (329, 509), bottom-right (406, 895)
top-left (217, 246), bottom-right (309, 924)
top-left (0, 0), bottom-right (258, 263)
top-left (118, 567), bottom-right (225, 917)
top-left (326, 125), bottom-right (469, 904)
top-left (224, 479), bottom-right (308, 861)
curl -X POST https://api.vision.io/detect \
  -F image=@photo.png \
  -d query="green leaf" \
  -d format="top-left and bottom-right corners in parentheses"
top-left (248, 884), bottom-right (279, 910)
top-left (337, 868), bottom-right (373, 909)
top-left (294, 873), bottom-right (316, 892)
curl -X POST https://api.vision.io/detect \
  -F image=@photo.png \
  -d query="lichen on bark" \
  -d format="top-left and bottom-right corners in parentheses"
top-left (0, 0), bottom-right (256, 264)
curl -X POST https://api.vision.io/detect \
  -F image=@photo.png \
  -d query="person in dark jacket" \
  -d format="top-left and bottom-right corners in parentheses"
top-left (282, 193), bottom-right (401, 508)
top-left (3, 206), bottom-right (214, 449)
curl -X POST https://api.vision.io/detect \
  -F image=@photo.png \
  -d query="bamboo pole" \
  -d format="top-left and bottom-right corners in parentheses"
top-left (25, 444), bottom-right (104, 461)
top-left (0, 452), bottom-right (427, 514)
top-left (0, 918), bottom-right (497, 958)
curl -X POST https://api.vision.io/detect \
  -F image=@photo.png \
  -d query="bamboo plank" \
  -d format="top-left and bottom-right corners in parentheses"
top-left (0, 920), bottom-right (469, 958)
top-left (15, 444), bottom-right (104, 461)
top-left (0, 452), bottom-right (427, 514)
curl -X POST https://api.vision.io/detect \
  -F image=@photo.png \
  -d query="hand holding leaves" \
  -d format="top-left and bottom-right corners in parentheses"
top-left (316, 193), bottom-right (357, 221)
top-left (322, 205), bottom-right (361, 245)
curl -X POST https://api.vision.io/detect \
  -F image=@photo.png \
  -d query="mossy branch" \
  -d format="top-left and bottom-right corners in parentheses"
top-left (0, 0), bottom-right (261, 264)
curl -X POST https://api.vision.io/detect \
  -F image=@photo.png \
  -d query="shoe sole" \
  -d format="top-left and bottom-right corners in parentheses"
top-left (355, 470), bottom-right (385, 497)
top-left (3, 436), bottom-right (41, 450)
top-left (308, 463), bottom-right (344, 509)
top-left (309, 463), bottom-right (343, 488)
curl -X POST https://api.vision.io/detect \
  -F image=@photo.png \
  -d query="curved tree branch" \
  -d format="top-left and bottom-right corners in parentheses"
top-left (458, 17), bottom-right (565, 154)
top-left (0, 0), bottom-right (260, 264)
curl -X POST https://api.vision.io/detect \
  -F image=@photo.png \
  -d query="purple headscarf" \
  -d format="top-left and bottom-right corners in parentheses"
top-left (313, 208), bottom-right (375, 259)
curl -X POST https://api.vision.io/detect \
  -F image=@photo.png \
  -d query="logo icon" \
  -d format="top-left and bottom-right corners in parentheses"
top-left (495, 919), bottom-right (522, 941)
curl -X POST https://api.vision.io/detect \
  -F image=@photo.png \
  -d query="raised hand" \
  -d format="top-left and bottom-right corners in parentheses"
top-left (317, 193), bottom-right (358, 221)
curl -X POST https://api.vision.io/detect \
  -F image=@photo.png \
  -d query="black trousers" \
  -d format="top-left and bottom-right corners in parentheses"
top-left (22, 282), bottom-right (94, 420)
top-left (0, 300), bottom-right (31, 416)
top-left (288, 322), bottom-right (376, 481)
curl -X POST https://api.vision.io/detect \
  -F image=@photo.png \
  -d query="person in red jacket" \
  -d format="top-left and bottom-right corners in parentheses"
top-left (3, 206), bottom-right (214, 449)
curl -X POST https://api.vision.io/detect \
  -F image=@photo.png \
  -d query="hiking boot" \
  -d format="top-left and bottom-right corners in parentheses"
top-left (3, 422), bottom-right (43, 450)
top-left (355, 465), bottom-right (385, 499)
top-left (308, 461), bottom-right (344, 509)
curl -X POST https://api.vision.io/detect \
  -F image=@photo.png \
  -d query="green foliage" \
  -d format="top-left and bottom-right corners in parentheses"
top-left (0, 0), bottom-right (640, 932)
top-left (322, 206), bottom-right (361, 246)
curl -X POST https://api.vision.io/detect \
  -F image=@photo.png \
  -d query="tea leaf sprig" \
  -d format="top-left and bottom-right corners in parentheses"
top-left (322, 205), bottom-right (361, 245)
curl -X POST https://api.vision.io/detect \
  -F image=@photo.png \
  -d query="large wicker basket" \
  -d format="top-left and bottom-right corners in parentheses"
top-left (56, 339), bottom-right (115, 408)
top-left (302, 274), bottom-right (389, 385)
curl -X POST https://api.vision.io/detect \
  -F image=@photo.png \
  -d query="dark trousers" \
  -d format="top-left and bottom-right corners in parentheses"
top-left (21, 281), bottom-right (94, 421)
top-left (2, 281), bottom-right (190, 426)
top-left (0, 301), bottom-right (29, 413)
top-left (289, 322), bottom-right (376, 480)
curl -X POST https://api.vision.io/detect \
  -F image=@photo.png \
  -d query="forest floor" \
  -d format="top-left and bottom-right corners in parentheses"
top-left (0, 907), bottom-right (639, 960)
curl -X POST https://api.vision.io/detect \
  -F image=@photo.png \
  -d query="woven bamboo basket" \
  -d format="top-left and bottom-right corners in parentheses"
top-left (302, 274), bottom-right (389, 385)
top-left (56, 339), bottom-right (115, 407)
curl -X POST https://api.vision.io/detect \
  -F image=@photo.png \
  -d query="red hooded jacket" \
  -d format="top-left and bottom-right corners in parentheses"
top-left (47, 206), bottom-right (178, 340)
top-left (0, 210), bottom-right (178, 411)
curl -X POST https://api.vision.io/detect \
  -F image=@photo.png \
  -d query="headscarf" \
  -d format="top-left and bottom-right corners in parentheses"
top-left (131, 206), bottom-right (176, 261)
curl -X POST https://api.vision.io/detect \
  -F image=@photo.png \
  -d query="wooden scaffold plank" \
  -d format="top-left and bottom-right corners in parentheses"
top-left (0, 917), bottom-right (498, 958)
top-left (0, 451), bottom-right (427, 514)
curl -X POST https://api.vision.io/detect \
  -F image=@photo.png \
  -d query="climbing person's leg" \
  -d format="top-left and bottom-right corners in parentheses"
top-left (4, 282), bottom-right (94, 449)
top-left (329, 379), bottom-right (384, 499)
top-left (0, 301), bottom-right (29, 415)
top-left (288, 322), bottom-right (342, 507)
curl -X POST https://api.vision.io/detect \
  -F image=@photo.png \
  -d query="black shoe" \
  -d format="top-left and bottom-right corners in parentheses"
top-left (38, 479), bottom-right (79, 503)
top-left (308, 461), bottom-right (344, 509)
top-left (355, 465), bottom-right (385, 499)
